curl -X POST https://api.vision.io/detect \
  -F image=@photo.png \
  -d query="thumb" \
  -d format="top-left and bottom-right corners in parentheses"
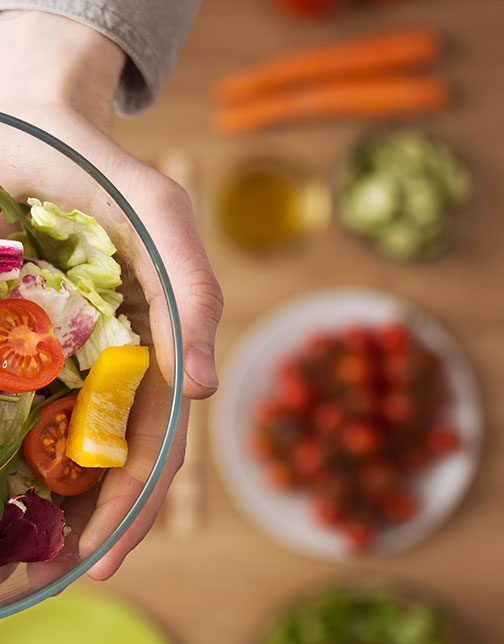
top-left (177, 262), bottom-right (223, 397)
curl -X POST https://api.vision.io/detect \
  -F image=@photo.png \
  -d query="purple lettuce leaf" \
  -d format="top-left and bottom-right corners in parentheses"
top-left (0, 239), bottom-right (23, 281)
top-left (10, 265), bottom-right (99, 358)
top-left (0, 489), bottom-right (65, 565)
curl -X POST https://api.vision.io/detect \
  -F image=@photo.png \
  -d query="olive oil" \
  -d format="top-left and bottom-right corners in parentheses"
top-left (218, 159), bottom-right (330, 252)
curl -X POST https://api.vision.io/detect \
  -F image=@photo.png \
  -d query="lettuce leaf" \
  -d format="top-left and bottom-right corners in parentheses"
top-left (75, 313), bottom-right (140, 371)
top-left (33, 260), bottom-right (121, 318)
top-left (21, 261), bottom-right (66, 290)
top-left (57, 358), bottom-right (85, 390)
top-left (10, 262), bottom-right (99, 358)
top-left (6, 455), bottom-right (52, 502)
top-left (27, 198), bottom-right (121, 290)
top-left (0, 187), bottom-right (47, 260)
top-left (8, 231), bottom-right (37, 259)
top-left (0, 393), bottom-right (35, 471)
top-left (96, 287), bottom-right (124, 312)
top-left (69, 275), bottom-right (123, 317)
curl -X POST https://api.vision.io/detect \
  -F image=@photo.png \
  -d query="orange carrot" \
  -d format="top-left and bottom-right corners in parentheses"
top-left (213, 75), bottom-right (448, 135)
top-left (214, 29), bottom-right (441, 105)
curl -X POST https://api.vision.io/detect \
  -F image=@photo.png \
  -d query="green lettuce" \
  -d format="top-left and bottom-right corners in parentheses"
top-left (0, 187), bottom-right (47, 259)
top-left (33, 260), bottom-right (121, 317)
top-left (0, 393), bottom-right (36, 472)
top-left (17, 261), bottom-right (66, 291)
top-left (75, 313), bottom-right (140, 371)
top-left (69, 275), bottom-right (123, 317)
top-left (57, 358), bottom-right (85, 390)
top-left (6, 455), bottom-right (52, 501)
top-left (8, 231), bottom-right (37, 259)
top-left (27, 198), bottom-right (122, 291)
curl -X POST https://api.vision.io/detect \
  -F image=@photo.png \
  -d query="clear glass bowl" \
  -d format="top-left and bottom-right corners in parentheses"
top-left (0, 113), bottom-right (184, 617)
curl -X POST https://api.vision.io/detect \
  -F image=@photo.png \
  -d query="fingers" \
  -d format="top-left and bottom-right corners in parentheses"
top-left (112, 163), bottom-right (224, 400)
top-left (79, 398), bottom-right (190, 581)
top-left (26, 485), bottom-right (101, 591)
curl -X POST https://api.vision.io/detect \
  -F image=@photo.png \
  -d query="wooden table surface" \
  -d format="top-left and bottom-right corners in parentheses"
top-left (78, 0), bottom-right (504, 641)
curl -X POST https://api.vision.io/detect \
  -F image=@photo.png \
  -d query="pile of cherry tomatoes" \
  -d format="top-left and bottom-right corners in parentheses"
top-left (275, 0), bottom-right (403, 18)
top-left (249, 323), bottom-right (460, 550)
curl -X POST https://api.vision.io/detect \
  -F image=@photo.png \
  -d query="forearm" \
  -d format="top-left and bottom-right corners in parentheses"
top-left (0, 10), bottom-right (125, 131)
top-left (0, 1), bottom-right (202, 115)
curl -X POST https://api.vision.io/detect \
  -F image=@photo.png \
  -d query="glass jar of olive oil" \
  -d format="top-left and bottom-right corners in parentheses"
top-left (217, 157), bottom-right (331, 252)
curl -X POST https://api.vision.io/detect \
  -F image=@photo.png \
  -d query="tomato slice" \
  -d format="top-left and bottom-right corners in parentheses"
top-left (275, 0), bottom-right (347, 15)
top-left (23, 397), bottom-right (103, 496)
top-left (0, 298), bottom-right (64, 393)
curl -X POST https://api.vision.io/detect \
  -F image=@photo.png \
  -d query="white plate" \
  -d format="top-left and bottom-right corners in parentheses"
top-left (210, 289), bottom-right (483, 560)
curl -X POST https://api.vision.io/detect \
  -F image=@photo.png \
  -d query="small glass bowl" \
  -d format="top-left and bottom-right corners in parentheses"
top-left (0, 113), bottom-right (184, 617)
top-left (330, 127), bottom-right (474, 263)
top-left (216, 155), bottom-right (331, 254)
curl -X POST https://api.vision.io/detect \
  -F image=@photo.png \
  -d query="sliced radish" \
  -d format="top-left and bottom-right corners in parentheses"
top-left (0, 239), bottom-right (24, 281)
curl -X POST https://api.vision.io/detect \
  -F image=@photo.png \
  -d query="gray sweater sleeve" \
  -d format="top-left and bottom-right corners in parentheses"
top-left (0, 0), bottom-right (201, 114)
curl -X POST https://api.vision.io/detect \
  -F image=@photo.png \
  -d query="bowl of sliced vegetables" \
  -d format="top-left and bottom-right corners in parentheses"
top-left (333, 129), bottom-right (472, 262)
top-left (0, 114), bottom-right (183, 616)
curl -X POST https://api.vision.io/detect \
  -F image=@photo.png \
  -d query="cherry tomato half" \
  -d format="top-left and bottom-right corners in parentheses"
top-left (275, 0), bottom-right (347, 16)
top-left (0, 298), bottom-right (64, 393)
top-left (23, 397), bottom-right (103, 496)
top-left (342, 517), bottom-right (376, 551)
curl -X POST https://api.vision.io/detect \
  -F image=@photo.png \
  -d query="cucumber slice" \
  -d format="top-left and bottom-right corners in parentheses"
top-left (375, 223), bottom-right (425, 260)
top-left (345, 174), bottom-right (398, 232)
top-left (400, 176), bottom-right (445, 228)
top-left (368, 131), bottom-right (430, 176)
top-left (426, 145), bottom-right (471, 206)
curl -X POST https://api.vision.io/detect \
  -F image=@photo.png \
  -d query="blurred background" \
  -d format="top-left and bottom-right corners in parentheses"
top-left (6, 0), bottom-right (504, 641)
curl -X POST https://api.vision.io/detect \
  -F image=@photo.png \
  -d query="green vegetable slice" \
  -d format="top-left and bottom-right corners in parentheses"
top-left (0, 187), bottom-right (47, 260)
top-left (0, 393), bottom-right (36, 472)
top-left (27, 198), bottom-right (122, 290)
top-left (346, 174), bottom-right (399, 231)
top-left (400, 176), bottom-right (444, 228)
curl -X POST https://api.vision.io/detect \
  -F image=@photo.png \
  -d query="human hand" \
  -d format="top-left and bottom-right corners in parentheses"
top-left (0, 11), bottom-right (222, 581)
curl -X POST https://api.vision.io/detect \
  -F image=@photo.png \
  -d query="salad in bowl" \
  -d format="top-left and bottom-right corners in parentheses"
top-left (0, 187), bottom-right (150, 566)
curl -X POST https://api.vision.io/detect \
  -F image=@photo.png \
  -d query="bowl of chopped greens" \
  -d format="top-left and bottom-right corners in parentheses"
top-left (0, 113), bottom-right (184, 617)
top-left (256, 580), bottom-right (478, 644)
top-left (333, 129), bottom-right (472, 262)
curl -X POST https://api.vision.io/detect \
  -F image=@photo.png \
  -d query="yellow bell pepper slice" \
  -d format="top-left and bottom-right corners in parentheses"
top-left (66, 345), bottom-right (149, 468)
